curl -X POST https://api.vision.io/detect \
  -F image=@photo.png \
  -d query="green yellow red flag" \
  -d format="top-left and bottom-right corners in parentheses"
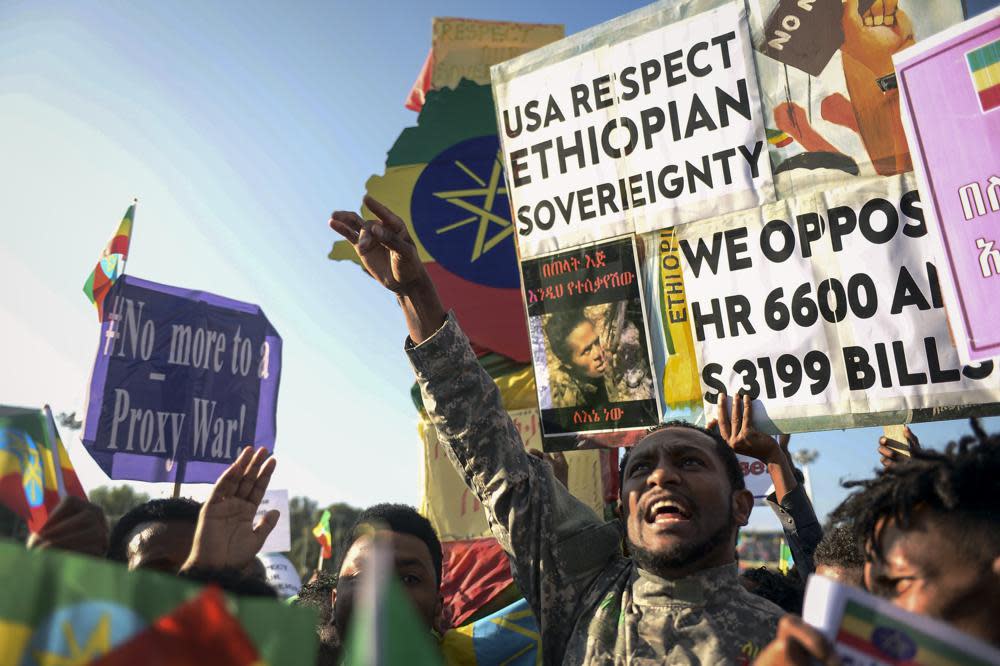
top-left (0, 405), bottom-right (86, 533)
top-left (312, 509), bottom-right (332, 560)
top-left (83, 201), bottom-right (135, 321)
top-left (0, 540), bottom-right (316, 665)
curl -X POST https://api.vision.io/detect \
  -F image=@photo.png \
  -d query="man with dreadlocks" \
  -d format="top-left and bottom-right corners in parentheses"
top-left (837, 421), bottom-right (1000, 647)
top-left (755, 421), bottom-right (1000, 663)
top-left (329, 197), bottom-right (808, 664)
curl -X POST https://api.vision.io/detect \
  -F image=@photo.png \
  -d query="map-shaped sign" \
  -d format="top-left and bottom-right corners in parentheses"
top-left (411, 135), bottom-right (517, 289)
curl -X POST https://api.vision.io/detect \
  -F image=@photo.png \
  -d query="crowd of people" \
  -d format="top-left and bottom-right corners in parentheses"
top-left (12, 194), bottom-right (1000, 665)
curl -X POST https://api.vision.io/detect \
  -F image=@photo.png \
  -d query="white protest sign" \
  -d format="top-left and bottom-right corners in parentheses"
top-left (738, 453), bottom-right (773, 504)
top-left (257, 489), bottom-right (290, 554)
top-left (676, 173), bottom-right (1000, 432)
top-left (258, 552), bottom-right (302, 599)
top-left (492, 1), bottom-right (774, 259)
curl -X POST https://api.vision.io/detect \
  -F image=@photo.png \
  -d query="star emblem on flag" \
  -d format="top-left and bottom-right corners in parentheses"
top-left (431, 150), bottom-right (512, 263)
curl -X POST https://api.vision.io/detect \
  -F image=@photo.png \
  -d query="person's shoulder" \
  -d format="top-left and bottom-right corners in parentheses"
top-left (729, 584), bottom-right (785, 623)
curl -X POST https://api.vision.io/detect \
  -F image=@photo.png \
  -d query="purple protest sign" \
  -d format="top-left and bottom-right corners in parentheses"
top-left (82, 275), bottom-right (282, 483)
top-left (896, 8), bottom-right (1000, 362)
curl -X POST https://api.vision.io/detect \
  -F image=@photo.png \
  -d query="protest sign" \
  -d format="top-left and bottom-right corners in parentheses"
top-left (82, 275), bottom-right (282, 484)
top-left (739, 454), bottom-right (776, 504)
top-left (492, 1), bottom-right (774, 258)
top-left (896, 8), bottom-right (1000, 362)
top-left (257, 489), bottom-right (290, 554)
top-left (803, 574), bottom-right (1000, 665)
top-left (675, 173), bottom-right (1000, 432)
top-left (521, 236), bottom-right (662, 442)
top-left (751, 0), bottom-right (964, 195)
top-left (656, 227), bottom-right (704, 419)
top-left (406, 18), bottom-right (563, 112)
top-left (418, 408), bottom-right (606, 541)
top-left (258, 553), bottom-right (302, 599)
top-left (428, 18), bottom-right (564, 93)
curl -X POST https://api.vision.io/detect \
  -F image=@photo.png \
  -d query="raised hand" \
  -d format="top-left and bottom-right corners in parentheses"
top-left (710, 393), bottom-right (783, 464)
top-left (330, 196), bottom-right (427, 294)
top-left (182, 446), bottom-right (278, 572)
top-left (878, 425), bottom-right (920, 468)
top-left (329, 195), bottom-right (446, 344)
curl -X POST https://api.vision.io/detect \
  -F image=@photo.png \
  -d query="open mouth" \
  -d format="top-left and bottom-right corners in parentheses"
top-left (644, 498), bottom-right (692, 524)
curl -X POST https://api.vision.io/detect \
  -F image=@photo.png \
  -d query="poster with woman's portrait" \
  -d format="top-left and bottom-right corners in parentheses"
top-left (521, 236), bottom-right (662, 445)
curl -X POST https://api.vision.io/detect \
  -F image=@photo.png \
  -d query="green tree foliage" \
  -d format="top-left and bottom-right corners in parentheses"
top-left (0, 504), bottom-right (28, 541)
top-left (288, 497), bottom-right (361, 578)
top-left (88, 485), bottom-right (152, 528)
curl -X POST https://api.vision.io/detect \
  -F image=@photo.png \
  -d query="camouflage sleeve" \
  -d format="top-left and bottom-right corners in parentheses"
top-left (766, 484), bottom-right (822, 580)
top-left (407, 314), bottom-right (622, 640)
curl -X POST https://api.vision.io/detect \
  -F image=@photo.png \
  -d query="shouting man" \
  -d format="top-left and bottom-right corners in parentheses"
top-left (330, 197), bottom-right (788, 664)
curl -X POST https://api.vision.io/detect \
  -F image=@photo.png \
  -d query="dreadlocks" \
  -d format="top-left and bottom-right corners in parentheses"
top-left (830, 419), bottom-right (1000, 562)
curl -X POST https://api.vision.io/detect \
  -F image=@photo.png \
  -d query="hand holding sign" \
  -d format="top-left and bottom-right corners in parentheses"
top-left (878, 425), bottom-right (920, 468)
top-left (754, 615), bottom-right (840, 666)
top-left (711, 393), bottom-right (785, 465)
top-left (183, 446), bottom-right (278, 572)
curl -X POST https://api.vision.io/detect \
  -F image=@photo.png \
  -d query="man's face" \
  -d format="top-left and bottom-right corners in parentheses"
top-left (620, 428), bottom-right (752, 579)
top-left (564, 321), bottom-right (606, 379)
top-left (865, 511), bottom-right (1000, 645)
top-left (333, 531), bottom-right (441, 638)
top-left (124, 520), bottom-right (196, 573)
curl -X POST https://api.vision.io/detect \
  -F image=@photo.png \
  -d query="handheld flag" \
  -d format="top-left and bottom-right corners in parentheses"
top-left (313, 509), bottom-right (332, 560)
top-left (0, 541), bottom-right (317, 665)
top-left (0, 405), bottom-right (86, 532)
top-left (779, 539), bottom-right (795, 575)
top-left (83, 201), bottom-right (135, 321)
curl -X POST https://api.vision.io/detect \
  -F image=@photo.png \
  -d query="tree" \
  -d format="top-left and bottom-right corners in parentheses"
top-left (0, 504), bottom-right (28, 542)
top-left (287, 497), bottom-right (361, 578)
top-left (57, 412), bottom-right (82, 431)
top-left (88, 485), bottom-right (151, 528)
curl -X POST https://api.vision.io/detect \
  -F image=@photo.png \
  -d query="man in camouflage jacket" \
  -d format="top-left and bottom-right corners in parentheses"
top-left (331, 197), bottom-right (787, 664)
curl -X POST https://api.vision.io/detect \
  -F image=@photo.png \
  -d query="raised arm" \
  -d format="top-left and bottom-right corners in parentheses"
top-left (329, 197), bottom-right (622, 643)
top-left (713, 394), bottom-right (821, 578)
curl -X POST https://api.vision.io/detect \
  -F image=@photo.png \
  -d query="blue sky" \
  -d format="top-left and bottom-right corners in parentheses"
top-left (1, 0), bottom-right (997, 529)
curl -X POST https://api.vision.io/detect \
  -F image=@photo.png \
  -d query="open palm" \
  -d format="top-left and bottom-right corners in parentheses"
top-left (184, 446), bottom-right (278, 571)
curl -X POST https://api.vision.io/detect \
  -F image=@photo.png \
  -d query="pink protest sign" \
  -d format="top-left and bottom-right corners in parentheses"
top-left (896, 8), bottom-right (1000, 362)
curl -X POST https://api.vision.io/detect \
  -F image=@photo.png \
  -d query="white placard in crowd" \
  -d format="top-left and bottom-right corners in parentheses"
top-left (257, 489), bottom-right (291, 554)
top-left (258, 552), bottom-right (302, 599)
top-left (492, 1), bottom-right (774, 258)
top-left (676, 173), bottom-right (1000, 432)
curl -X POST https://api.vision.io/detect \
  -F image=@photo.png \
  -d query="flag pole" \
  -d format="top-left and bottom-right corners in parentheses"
top-left (317, 545), bottom-right (325, 573)
top-left (172, 458), bottom-right (186, 498)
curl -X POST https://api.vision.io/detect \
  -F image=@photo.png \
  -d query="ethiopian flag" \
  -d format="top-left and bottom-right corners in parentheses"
top-left (441, 598), bottom-right (540, 666)
top-left (836, 599), bottom-right (995, 666)
top-left (330, 80), bottom-right (531, 362)
top-left (83, 201), bottom-right (135, 321)
top-left (766, 128), bottom-right (794, 148)
top-left (313, 509), bottom-right (332, 560)
top-left (0, 541), bottom-right (316, 666)
top-left (968, 38), bottom-right (1000, 113)
top-left (0, 405), bottom-right (85, 532)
